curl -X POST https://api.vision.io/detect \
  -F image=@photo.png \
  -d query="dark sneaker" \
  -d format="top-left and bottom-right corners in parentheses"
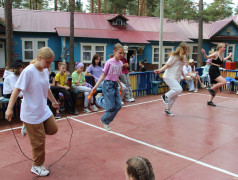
top-left (69, 109), bottom-right (79, 115)
top-left (208, 88), bottom-right (215, 96)
top-left (55, 113), bottom-right (61, 119)
top-left (165, 109), bottom-right (174, 116)
top-left (161, 94), bottom-right (168, 104)
top-left (207, 101), bottom-right (216, 106)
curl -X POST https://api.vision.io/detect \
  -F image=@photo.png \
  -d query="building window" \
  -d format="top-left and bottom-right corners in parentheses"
top-left (189, 44), bottom-right (198, 62)
top-left (80, 43), bottom-right (106, 63)
top-left (152, 46), bottom-right (174, 64)
top-left (227, 44), bottom-right (235, 61)
top-left (21, 38), bottom-right (48, 62)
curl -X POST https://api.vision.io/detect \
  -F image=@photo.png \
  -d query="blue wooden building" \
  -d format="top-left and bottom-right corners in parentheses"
top-left (0, 8), bottom-right (237, 73)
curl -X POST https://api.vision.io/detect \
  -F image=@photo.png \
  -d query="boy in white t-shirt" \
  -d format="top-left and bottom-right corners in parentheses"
top-left (5, 47), bottom-right (59, 177)
top-left (182, 60), bottom-right (195, 92)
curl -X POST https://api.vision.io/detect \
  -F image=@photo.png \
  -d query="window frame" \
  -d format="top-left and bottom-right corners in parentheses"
top-left (188, 43), bottom-right (198, 62)
top-left (226, 44), bottom-right (235, 61)
top-left (80, 43), bottom-right (107, 63)
top-left (152, 46), bottom-right (174, 64)
top-left (21, 38), bottom-right (48, 62)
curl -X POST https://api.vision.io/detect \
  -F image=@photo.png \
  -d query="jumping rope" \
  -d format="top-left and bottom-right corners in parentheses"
top-left (8, 109), bottom-right (73, 180)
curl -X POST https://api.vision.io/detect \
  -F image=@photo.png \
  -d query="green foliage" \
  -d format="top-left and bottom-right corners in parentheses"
top-left (13, 0), bottom-right (23, 8)
top-left (75, 0), bottom-right (83, 12)
top-left (203, 0), bottom-right (233, 21)
top-left (164, 0), bottom-right (198, 21)
top-left (235, 5), bottom-right (238, 15)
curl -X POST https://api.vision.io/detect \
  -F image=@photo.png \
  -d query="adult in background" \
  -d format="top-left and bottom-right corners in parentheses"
top-left (119, 52), bottom-right (135, 102)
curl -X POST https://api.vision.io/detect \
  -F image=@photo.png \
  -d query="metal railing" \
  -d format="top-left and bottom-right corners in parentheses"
top-left (1, 68), bottom-right (237, 119)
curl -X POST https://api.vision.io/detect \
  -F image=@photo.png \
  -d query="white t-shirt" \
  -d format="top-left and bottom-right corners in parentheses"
top-left (15, 64), bottom-right (52, 124)
top-left (163, 55), bottom-right (185, 81)
top-left (3, 72), bottom-right (23, 97)
top-left (183, 65), bottom-right (192, 75)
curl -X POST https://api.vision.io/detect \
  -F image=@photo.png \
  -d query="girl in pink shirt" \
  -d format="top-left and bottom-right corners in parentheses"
top-left (91, 43), bottom-right (123, 131)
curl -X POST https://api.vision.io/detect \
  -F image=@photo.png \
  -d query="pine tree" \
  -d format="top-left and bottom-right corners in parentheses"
top-left (235, 5), bottom-right (238, 15)
top-left (204, 0), bottom-right (233, 21)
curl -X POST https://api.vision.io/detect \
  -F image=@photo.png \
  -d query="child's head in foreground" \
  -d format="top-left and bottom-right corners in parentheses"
top-left (125, 156), bottom-right (155, 180)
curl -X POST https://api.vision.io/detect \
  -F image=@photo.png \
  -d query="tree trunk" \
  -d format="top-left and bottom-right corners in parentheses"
top-left (144, 0), bottom-right (147, 16)
top-left (4, 0), bottom-right (14, 69)
top-left (35, 0), bottom-right (37, 10)
top-left (69, 0), bottom-right (75, 74)
top-left (141, 0), bottom-right (144, 16)
top-left (104, 0), bottom-right (106, 13)
top-left (113, 4), bottom-right (116, 14)
top-left (55, 0), bottom-right (58, 11)
top-left (97, 0), bottom-right (101, 13)
top-left (197, 0), bottom-right (203, 68)
top-left (137, 0), bottom-right (139, 16)
top-left (32, 0), bottom-right (34, 9)
top-left (90, 0), bottom-right (94, 13)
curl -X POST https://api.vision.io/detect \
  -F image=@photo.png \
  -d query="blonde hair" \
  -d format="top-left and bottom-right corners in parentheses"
top-left (216, 43), bottom-right (225, 51)
top-left (169, 42), bottom-right (190, 61)
top-left (113, 43), bottom-right (123, 51)
top-left (30, 59), bottom-right (37, 64)
top-left (58, 62), bottom-right (67, 68)
top-left (32, 47), bottom-right (55, 62)
top-left (126, 156), bottom-right (155, 180)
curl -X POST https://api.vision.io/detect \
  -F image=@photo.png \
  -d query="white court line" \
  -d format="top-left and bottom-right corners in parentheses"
top-left (70, 116), bottom-right (238, 178)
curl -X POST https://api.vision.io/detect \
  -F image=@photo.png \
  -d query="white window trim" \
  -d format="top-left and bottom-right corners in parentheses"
top-left (226, 44), bottom-right (235, 61)
top-left (188, 43), bottom-right (198, 62)
top-left (152, 46), bottom-right (174, 64)
top-left (21, 38), bottom-right (48, 62)
top-left (80, 43), bottom-right (107, 63)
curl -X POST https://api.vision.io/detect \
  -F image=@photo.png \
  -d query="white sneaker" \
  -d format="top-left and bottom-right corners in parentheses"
top-left (194, 89), bottom-right (198, 93)
top-left (201, 83), bottom-right (206, 88)
top-left (91, 104), bottom-right (98, 112)
top-left (130, 98), bottom-right (135, 102)
top-left (100, 120), bottom-right (111, 131)
top-left (21, 124), bottom-right (27, 136)
top-left (236, 91), bottom-right (238, 95)
top-left (121, 101), bottom-right (124, 105)
top-left (84, 108), bottom-right (92, 113)
top-left (125, 99), bottom-right (131, 102)
top-left (104, 124), bottom-right (111, 131)
top-left (31, 165), bottom-right (49, 176)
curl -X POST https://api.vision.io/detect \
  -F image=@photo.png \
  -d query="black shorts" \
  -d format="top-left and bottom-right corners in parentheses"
top-left (209, 65), bottom-right (220, 84)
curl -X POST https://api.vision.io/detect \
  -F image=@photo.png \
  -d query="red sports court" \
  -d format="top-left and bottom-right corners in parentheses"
top-left (0, 89), bottom-right (238, 180)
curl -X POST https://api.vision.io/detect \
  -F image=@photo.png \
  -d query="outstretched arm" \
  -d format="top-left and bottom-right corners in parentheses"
top-left (224, 52), bottom-right (232, 61)
top-left (201, 49), bottom-right (217, 59)
top-left (154, 64), bottom-right (170, 74)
